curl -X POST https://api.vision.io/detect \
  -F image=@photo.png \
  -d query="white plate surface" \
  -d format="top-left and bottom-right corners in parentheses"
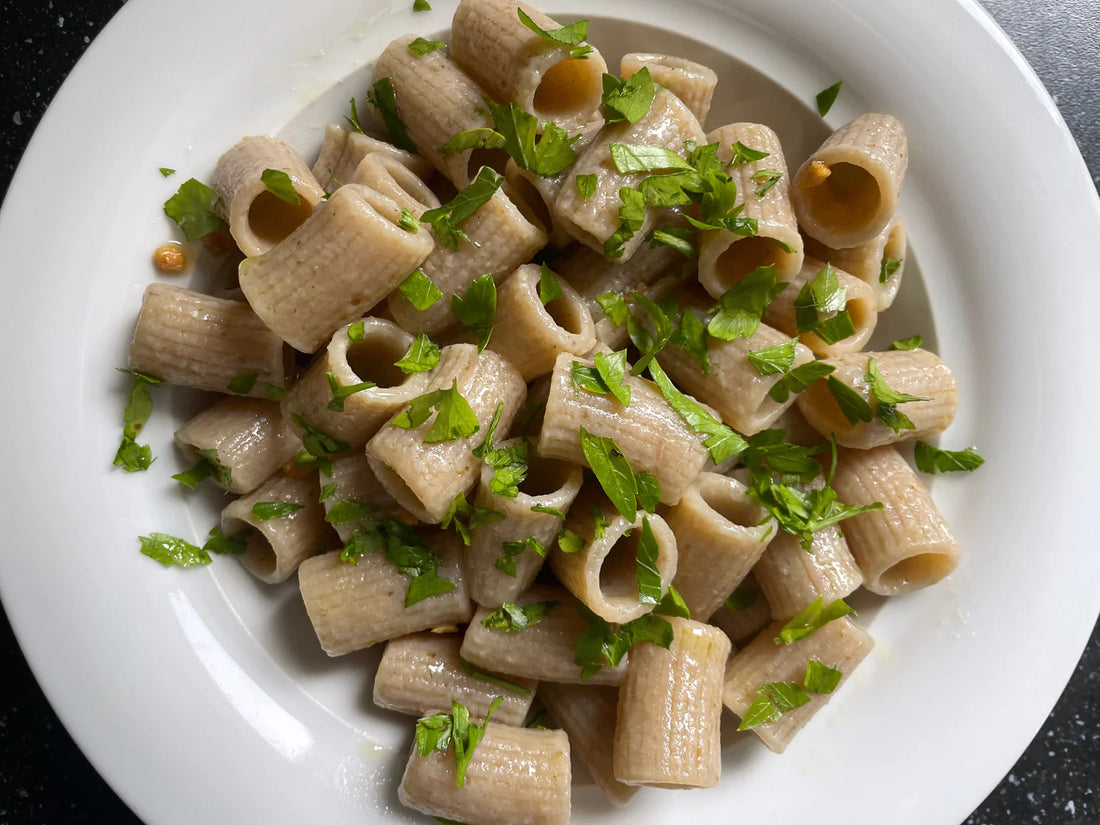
top-left (1, 0), bottom-right (1098, 824)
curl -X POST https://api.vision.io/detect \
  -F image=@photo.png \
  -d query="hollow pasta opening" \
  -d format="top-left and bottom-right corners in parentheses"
top-left (345, 336), bottom-right (409, 388)
top-left (698, 480), bottom-right (759, 527)
top-left (506, 173), bottom-right (552, 233)
top-left (599, 529), bottom-right (642, 600)
top-left (533, 59), bottom-right (603, 118)
top-left (879, 551), bottom-right (956, 592)
top-left (802, 162), bottom-right (881, 233)
top-left (520, 454), bottom-right (572, 497)
top-left (713, 236), bottom-right (781, 292)
top-left (544, 294), bottom-right (585, 336)
top-left (248, 190), bottom-right (314, 247)
top-left (371, 461), bottom-right (431, 522)
top-left (466, 148), bottom-right (511, 184)
top-left (241, 529), bottom-right (278, 579)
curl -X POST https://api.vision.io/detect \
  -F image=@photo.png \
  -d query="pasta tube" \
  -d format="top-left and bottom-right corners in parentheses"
top-left (621, 53), bottom-right (718, 125)
top-left (373, 633), bottom-right (536, 725)
top-left (210, 135), bottom-right (325, 257)
top-left (831, 445), bottom-right (961, 595)
top-left (129, 283), bottom-right (292, 396)
top-left (707, 572), bottom-right (773, 645)
top-left (323, 453), bottom-right (409, 542)
top-left (753, 526), bottom-right (863, 621)
top-left (791, 113), bottom-right (907, 248)
top-left (614, 617), bottom-right (730, 787)
top-left (311, 123), bottom-right (432, 192)
top-left (238, 184), bottom-right (434, 353)
top-left (803, 216), bottom-right (907, 311)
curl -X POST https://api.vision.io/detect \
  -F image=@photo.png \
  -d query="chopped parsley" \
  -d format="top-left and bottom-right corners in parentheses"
top-left (114, 369), bottom-right (161, 473)
top-left (600, 68), bottom-right (656, 125)
top-left (913, 441), bottom-right (985, 474)
top-left (441, 491), bottom-right (505, 545)
top-left (250, 501), bottom-right (304, 520)
top-left (481, 600), bottom-right (560, 631)
top-left (415, 698), bottom-right (502, 787)
top-left (647, 360), bottom-right (746, 464)
top-left (517, 8), bottom-right (592, 59)
top-left (775, 596), bottom-right (855, 644)
top-left (259, 168), bottom-right (300, 205)
top-left (172, 448), bottom-right (232, 490)
top-left (163, 178), bottom-right (224, 241)
top-left (421, 167), bottom-right (504, 250)
top-left (326, 371), bottom-right (376, 412)
top-left (574, 604), bottom-right (673, 680)
top-left (707, 265), bottom-right (788, 341)
top-left (815, 81), bottom-right (842, 116)
top-left (394, 332), bottom-right (440, 374)
top-left (398, 268), bottom-right (444, 311)
top-left (392, 380), bottom-right (482, 443)
top-left (408, 37), bottom-right (446, 56)
top-left (450, 272), bottom-right (497, 351)
top-left (578, 426), bottom-right (662, 521)
top-left (366, 77), bottom-right (418, 153)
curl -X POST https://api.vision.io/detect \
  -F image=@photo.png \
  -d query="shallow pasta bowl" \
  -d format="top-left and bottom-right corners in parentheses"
top-left (0, 0), bottom-right (1098, 824)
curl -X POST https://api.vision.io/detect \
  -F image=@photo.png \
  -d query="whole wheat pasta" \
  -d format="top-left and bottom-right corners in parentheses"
top-left (803, 216), bottom-right (907, 311)
top-left (450, 0), bottom-right (607, 132)
top-left (487, 263), bottom-right (597, 380)
top-left (614, 617), bottom-right (730, 788)
top-left (538, 351), bottom-right (709, 504)
top-left (796, 349), bottom-right (958, 448)
top-left (220, 472), bottom-right (333, 584)
top-left (763, 257), bottom-right (878, 357)
top-left (129, 283), bottom-right (293, 396)
top-left (537, 682), bottom-right (638, 806)
top-left (311, 123), bottom-right (432, 192)
top-left (174, 396), bottom-right (301, 495)
top-left (388, 187), bottom-right (548, 336)
top-left (707, 572), bottom-right (773, 645)
top-left (349, 153), bottom-right (441, 218)
top-left (366, 344), bottom-right (527, 523)
top-left (663, 472), bottom-right (775, 621)
top-left (238, 184), bottom-right (434, 352)
top-left (373, 633), bottom-right (537, 725)
top-left (210, 135), bottom-right (325, 257)
top-left (298, 531), bottom-right (473, 655)
top-left (398, 722), bottom-right (571, 825)
top-left (554, 88), bottom-right (705, 261)
top-left (753, 526), bottom-right (863, 621)
top-left (698, 123), bottom-right (803, 297)
top-left (620, 53), bottom-right (718, 125)
top-left (372, 34), bottom-right (509, 188)
top-left (831, 445), bottom-right (961, 595)
top-left (723, 616), bottom-right (874, 753)
top-left (281, 319), bottom-right (432, 449)
top-left (549, 489), bottom-right (678, 624)
top-left (467, 444), bottom-right (583, 607)
top-left (651, 289), bottom-right (814, 435)
top-left (791, 113), bottom-right (907, 249)
top-left (322, 453), bottom-right (410, 542)
top-left (460, 585), bottom-right (626, 686)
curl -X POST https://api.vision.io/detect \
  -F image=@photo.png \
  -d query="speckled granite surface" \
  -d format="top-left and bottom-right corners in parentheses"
top-left (0, 1), bottom-right (1096, 823)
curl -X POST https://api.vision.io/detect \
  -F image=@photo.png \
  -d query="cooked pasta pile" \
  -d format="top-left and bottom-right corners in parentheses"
top-left (124, 1), bottom-right (983, 822)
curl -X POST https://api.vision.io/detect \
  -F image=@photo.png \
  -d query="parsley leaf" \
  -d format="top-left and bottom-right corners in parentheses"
top-left (571, 351), bottom-right (631, 406)
top-left (260, 168), bottom-right (300, 205)
top-left (421, 167), bottom-right (504, 250)
top-left (345, 98), bottom-right (365, 134)
top-left (457, 657), bottom-right (532, 696)
top-left (394, 332), bottom-right (440, 374)
top-left (532, 503), bottom-right (567, 518)
top-left (326, 371), bottom-right (376, 412)
top-left (339, 513), bottom-right (456, 605)
top-left (158, 167), bottom-right (176, 177)
top-left (482, 600), bottom-right (560, 632)
top-left (653, 585), bottom-right (691, 619)
top-left (889, 334), bottom-right (923, 351)
top-left (251, 501), bottom-right (304, 520)
top-left (596, 291), bottom-right (630, 327)
top-left (172, 448), bottom-right (232, 490)
top-left (880, 256), bottom-right (903, 283)
top-left (579, 426), bottom-right (653, 521)
top-left (728, 141), bottom-right (770, 166)
top-left (408, 37), bottom-right (446, 56)
top-left (636, 516), bottom-right (663, 605)
top-left (913, 441), bottom-right (985, 474)
top-left (538, 264), bottom-right (564, 305)
top-left (752, 169), bottom-right (784, 196)
top-left (163, 178), bottom-right (224, 241)
top-left (725, 585), bottom-right (757, 611)
top-left (480, 436), bottom-right (529, 498)
top-left (826, 376), bottom-right (874, 424)
top-left (114, 369), bottom-right (161, 473)
top-left (648, 224), bottom-right (698, 259)
top-left (737, 680), bottom-right (811, 731)
top-left (366, 77), bottom-right (418, 153)
top-left (794, 262), bottom-right (855, 345)
top-left (517, 8), bottom-right (592, 59)
top-left (609, 143), bottom-right (692, 174)
top-left (865, 357), bottom-right (928, 433)
top-left (557, 528), bottom-right (586, 554)
top-left (816, 81), bottom-right (842, 116)
top-left (576, 173), bottom-right (597, 199)
top-left (747, 338), bottom-right (798, 376)
top-left (228, 371), bottom-right (258, 394)
top-left (392, 380), bottom-right (482, 444)
top-left (707, 265), bottom-right (788, 341)
top-left (398, 268), bottom-right (444, 311)
top-left (412, 0), bottom-right (431, 10)
top-left (768, 361), bottom-right (836, 404)
top-left (442, 491), bottom-right (505, 545)
top-left (775, 597), bottom-right (854, 644)
top-left (443, 101), bottom-right (578, 178)
top-left (647, 360), bottom-right (746, 464)
top-left (203, 525), bottom-right (250, 556)
top-left (347, 322), bottom-right (365, 342)
top-left (668, 306), bottom-right (710, 372)
top-left (292, 414), bottom-right (351, 462)
top-left (495, 536), bottom-right (546, 576)
top-left (601, 68), bottom-right (656, 125)
top-left (139, 532), bottom-right (211, 567)
top-left (451, 272), bottom-right (497, 351)
top-left (573, 605), bottom-right (673, 680)
top-left (398, 208), bottom-right (421, 233)
top-left (603, 186), bottom-right (647, 258)
top-left (415, 698), bottom-right (502, 787)
top-left (803, 659), bottom-right (843, 694)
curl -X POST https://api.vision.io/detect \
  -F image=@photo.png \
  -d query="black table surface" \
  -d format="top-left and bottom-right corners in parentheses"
top-left (1, 2), bottom-right (1097, 823)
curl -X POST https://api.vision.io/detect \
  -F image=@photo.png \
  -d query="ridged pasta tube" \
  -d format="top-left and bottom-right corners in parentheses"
top-left (753, 526), bottom-right (863, 621)
top-left (129, 283), bottom-right (293, 395)
top-left (373, 633), bottom-right (536, 725)
top-left (349, 153), bottom-right (440, 217)
top-left (220, 472), bottom-right (332, 583)
top-left (388, 187), bottom-right (548, 336)
top-left (460, 585), bottom-right (626, 685)
top-left (554, 88), bottom-right (705, 261)
top-left (323, 453), bottom-right (410, 542)
top-left (238, 183), bottom-right (433, 353)
top-left (621, 53), bottom-right (718, 125)
top-left (537, 682), bottom-right (638, 806)
top-left (487, 263), bottom-right (597, 380)
top-left (174, 396), bottom-right (301, 495)
top-left (366, 344), bottom-right (527, 523)
top-left (210, 135), bottom-right (325, 257)
top-left (450, 0), bottom-right (607, 132)
top-left (613, 617), bottom-right (730, 787)
top-left (398, 722), bottom-right (571, 825)
top-left (311, 124), bottom-right (432, 192)
top-left (549, 490), bottom-right (678, 624)
top-left (803, 216), bottom-right (907, 311)
top-left (764, 257), bottom-right (878, 357)
top-left (298, 531), bottom-right (473, 656)
top-left (538, 351), bottom-right (709, 504)
top-left (831, 445), bottom-right (961, 595)
top-left (467, 444), bottom-right (583, 607)
top-left (652, 289), bottom-right (814, 435)
top-left (698, 123), bottom-right (803, 296)
top-left (708, 572), bottom-right (772, 645)
top-left (663, 472), bottom-right (775, 621)
top-left (372, 35), bottom-right (508, 188)
top-left (791, 113), bottom-right (907, 248)
top-left (796, 349), bottom-right (958, 449)
top-left (281, 319), bottom-right (432, 449)
top-left (722, 616), bottom-right (874, 753)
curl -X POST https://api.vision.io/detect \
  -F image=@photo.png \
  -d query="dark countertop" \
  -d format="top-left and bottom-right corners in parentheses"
top-left (0, 1), bottom-right (1096, 823)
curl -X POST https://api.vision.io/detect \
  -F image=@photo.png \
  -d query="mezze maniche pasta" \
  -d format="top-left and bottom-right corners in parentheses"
top-left (123, 1), bottom-right (984, 822)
